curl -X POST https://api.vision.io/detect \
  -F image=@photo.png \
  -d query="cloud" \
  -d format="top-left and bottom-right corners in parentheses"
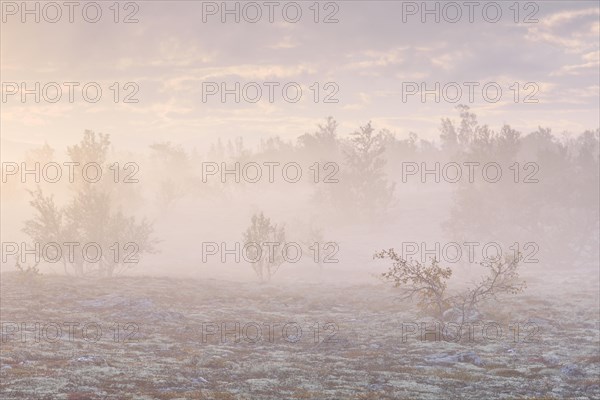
top-left (525, 8), bottom-right (600, 53)
top-left (268, 36), bottom-right (299, 49)
top-left (551, 51), bottom-right (600, 76)
top-left (0, 104), bottom-right (74, 126)
top-left (159, 64), bottom-right (317, 93)
top-left (345, 47), bottom-right (410, 70)
top-left (342, 92), bottom-right (372, 111)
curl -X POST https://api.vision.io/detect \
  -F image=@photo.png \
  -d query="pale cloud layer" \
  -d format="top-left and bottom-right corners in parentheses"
top-left (1, 1), bottom-right (598, 152)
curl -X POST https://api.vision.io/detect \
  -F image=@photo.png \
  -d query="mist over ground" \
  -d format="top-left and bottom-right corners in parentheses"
top-left (1, 1), bottom-right (599, 399)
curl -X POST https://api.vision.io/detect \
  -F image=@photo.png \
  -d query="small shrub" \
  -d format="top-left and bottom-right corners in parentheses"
top-left (375, 248), bottom-right (526, 326)
top-left (14, 250), bottom-right (41, 283)
top-left (242, 212), bottom-right (286, 283)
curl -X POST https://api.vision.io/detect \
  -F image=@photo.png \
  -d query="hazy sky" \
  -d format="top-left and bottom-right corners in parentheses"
top-left (1, 1), bottom-right (599, 153)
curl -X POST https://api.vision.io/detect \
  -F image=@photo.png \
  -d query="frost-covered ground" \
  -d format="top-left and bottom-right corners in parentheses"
top-left (1, 269), bottom-right (598, 399)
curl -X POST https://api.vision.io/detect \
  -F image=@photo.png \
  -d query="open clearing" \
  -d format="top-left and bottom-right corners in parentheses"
top-left (1, 269), bottom-right (599, 399)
